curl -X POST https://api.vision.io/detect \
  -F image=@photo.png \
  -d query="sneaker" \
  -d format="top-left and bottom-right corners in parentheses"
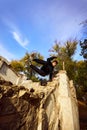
top-left (25, 58), bottom-right (32, 65)
top-left (25, 52), bottom-right (37, 65)
top-left (30, 52), bottom-right (37, 60)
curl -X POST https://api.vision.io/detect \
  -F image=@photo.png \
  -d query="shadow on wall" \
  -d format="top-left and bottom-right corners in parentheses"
top-left (0, 97), bottom-right (20, 130)
top-left (0, 82), bottom-right (41, 130)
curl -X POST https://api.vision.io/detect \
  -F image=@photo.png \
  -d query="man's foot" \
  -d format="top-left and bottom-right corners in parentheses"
top-left (30, 52), bottom-right (37, 60)
top-left (40, 79), bottom-right (47, 86)
top-left (25, 52), bottom-right (38, 66)
top-left (25, 59), bottom-right (33, 66)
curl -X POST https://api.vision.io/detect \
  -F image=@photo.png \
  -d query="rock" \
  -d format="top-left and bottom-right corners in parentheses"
top-left (0, 69), bottom-right (80, 130)
top-left (0, 80), bottom-right (41, 130)
top-left (30, 88), bottom-right (35, 93)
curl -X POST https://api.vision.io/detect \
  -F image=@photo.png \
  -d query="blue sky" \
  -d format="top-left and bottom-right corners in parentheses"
top-left (0, 0), bottom-right (87, 61)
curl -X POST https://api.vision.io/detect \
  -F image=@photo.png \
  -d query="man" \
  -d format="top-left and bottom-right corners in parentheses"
top-left (30, 56), bottom-right (58, 81)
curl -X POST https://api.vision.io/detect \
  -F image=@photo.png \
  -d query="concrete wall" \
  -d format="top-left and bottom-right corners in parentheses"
top-left (37, 71), bottom-right (80, 130)
top-left (0, 62), bottom-right (19, 84)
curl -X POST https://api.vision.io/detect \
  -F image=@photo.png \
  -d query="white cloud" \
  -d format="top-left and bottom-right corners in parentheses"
top-left (11, 31), bottom-right (29, 49)
top-left (0, 43), bottom-right (15, 61)
top-left (2, 18), bottom-right (29, 49)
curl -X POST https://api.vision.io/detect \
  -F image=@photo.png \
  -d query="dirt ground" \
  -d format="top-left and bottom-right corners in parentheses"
top-left (78, 100), bottom-right (87, 130)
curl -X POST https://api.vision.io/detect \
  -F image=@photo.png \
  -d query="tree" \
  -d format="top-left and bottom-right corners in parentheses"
top-left (10, 60), bottom-right (24, 72)
top-left (49, 40), bottom-right (78, 72)
top-left (74, 61), bottom-right (87, 99)
top-left (80, 39), bottom-right (87, 60)
top-left (75, 61), bottom-right (87, 91)
top-left (65, 40), bottom-right (78, 59)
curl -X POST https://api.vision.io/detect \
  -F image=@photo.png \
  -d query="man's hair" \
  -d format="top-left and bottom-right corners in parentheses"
top-left (52, 60), bottom-right (58, 64)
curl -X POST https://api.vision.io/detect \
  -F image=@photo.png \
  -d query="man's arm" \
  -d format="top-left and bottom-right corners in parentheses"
top-left (49, 73), bottom-right (53, 81)
top-left (48, 65), bottom-right (54, 81)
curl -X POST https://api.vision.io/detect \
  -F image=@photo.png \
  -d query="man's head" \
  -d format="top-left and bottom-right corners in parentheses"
top-left (52, 60), bottom-right (58, 67)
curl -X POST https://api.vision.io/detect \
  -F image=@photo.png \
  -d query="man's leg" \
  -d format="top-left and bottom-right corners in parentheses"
top-left (30, 65), bottom-right (46, 76)
top-left (33, 59), bottom-right (47, 65)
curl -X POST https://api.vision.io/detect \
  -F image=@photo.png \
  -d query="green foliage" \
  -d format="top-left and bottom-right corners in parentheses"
top-left (10, 60), bottom-right (24, 72)
top-left (65, 60), bottom-right (77, 80)
top-left (75, 61), bottom-right (87, 91)
top-left (76, 86), bottom-right (85, 99)
top-left (30, 76), bottom-right (39, 82)
top-left (80, 39), bottom-right (87, 60)
top-left (50, 39), bottom-right (78, 71)
top-left (65, 40), bottom-right (78, 59)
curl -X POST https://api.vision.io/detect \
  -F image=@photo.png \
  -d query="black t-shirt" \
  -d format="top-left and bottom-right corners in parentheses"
top-left (41, 63), bottom-right (53, 74)
top-left (41, 56), bottom-right (56, 80)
